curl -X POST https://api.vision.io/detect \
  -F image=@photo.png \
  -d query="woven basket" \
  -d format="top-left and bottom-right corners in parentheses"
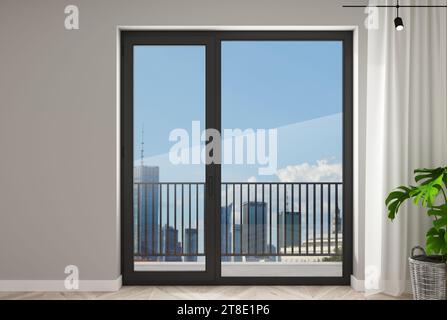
top-left (409, 246), bottom-right (447, 300)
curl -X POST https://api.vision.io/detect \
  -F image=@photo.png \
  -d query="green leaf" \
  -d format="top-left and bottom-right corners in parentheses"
top-left (426, 228), bottom-right (447, 256)
top-left (385, 186), bottom-right (416, 220)
top-left (410, 174), bottom-right (444, 207)
top-left (426, 227), bottom-right (439, 237)
top-left (428, 204), bottom-right (447, 229)
top-left (414, 167), bottom-right (445, 184)
top-left (427, 204), bottom-right (447, 218)
top-left (433, 217), bottom-right (447, 230)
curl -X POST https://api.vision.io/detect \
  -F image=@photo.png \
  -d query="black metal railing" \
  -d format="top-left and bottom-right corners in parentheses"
top-left (133, 182), bottom-right (342, 261)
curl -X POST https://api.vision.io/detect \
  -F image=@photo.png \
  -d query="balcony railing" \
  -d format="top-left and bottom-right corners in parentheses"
top-left (133, 182), bottom-right (342, 261)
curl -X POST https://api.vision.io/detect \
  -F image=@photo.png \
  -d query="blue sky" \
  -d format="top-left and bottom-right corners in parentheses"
top-left (134, 41), bottom-right (343, 183)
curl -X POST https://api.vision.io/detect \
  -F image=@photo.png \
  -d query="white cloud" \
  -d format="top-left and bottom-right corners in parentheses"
top-left (247, 176), bottom-right (257, 182)
top-left (276, 159), bottom-right (342, 182)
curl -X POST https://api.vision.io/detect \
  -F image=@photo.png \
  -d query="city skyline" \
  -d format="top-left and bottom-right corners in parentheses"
top-left (134, 163), bottom-right (342, 262)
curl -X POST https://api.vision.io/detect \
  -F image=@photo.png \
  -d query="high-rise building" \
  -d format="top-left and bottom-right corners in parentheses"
top-left (265, 244), bottom-right (278, 262)
top-left (184, 228), bottom-right (198, 262)
top-left (221, 204), bottom-right (233, 262)
top-left (233, 224), bottom-right (242, 262)
top-left (133, 165), bottom-right (159, 260)
top-left (161, 225), bottom-right (182, 262)
top-left (278, 211), bottom-right (302, 253)
top-left (332, 207), bottom-right (342, 234)
top-left (241, 201), bottom-right (267, 261)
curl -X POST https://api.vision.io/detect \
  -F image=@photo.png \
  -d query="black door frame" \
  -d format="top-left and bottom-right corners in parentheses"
top-left (121, 30), bottom-right (353, 285)
top-left (121, 32), bottom-right (218, 284)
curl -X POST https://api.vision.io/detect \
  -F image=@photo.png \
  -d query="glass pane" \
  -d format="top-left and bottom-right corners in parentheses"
top-left (221, 41), bottom-right (343, 277)
top-left (133, 45), bottom-right (206, 271)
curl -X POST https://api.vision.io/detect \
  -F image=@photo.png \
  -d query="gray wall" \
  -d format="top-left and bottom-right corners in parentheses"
top-left (0, 0), bottom-right (366, 281)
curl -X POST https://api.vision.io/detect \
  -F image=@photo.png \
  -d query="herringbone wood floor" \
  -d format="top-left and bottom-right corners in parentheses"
top-left (0, 286), bottom-right (411, 300)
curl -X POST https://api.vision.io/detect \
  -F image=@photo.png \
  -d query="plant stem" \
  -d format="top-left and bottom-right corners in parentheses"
top-left (441, 187), bottom-right (447, 203)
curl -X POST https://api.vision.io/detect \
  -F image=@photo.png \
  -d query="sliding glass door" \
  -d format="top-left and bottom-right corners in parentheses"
top-left (121, 33), bottom-right (217, 284)
top-left (121, 31), bottom-right (352, 285)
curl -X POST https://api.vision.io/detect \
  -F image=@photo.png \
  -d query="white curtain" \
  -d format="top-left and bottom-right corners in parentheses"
top-left (365, 0), bottom-right (447, 296)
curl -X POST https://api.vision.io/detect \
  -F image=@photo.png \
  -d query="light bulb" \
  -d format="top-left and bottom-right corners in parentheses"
top-left (394, 17), bottom-right (404, 31)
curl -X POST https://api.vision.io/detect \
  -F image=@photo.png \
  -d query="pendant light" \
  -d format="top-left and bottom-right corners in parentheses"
top-left (343, 1), bottom-right (447, 31)
top-left (394, 0), bottom-right (404, 31)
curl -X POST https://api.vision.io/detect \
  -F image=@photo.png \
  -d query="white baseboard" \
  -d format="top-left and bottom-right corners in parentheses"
top-left (350, 275), bottom-right (364, 292)
top-left (0, 276), bottom-right (122, 292)
top-left (350, 275), bottom-right (413, 296)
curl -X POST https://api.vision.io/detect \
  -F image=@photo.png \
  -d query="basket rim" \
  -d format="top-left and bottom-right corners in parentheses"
top-left (409, 256), bottom-right (447, 266)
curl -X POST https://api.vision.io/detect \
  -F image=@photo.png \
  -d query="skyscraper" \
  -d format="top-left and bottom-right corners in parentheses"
top-left (221, 204), bottom-right (233, 262)
top-left (134, 165), bottom-right (159, 260)
top-left (265, 244), bottom-right (278, 262)
top-left (184, 228), bottom-right (198, 262)
top-left (332, 207), bottom-right (342, 234)
top-left (161, 224), bottom-right (182, 262)
top-left (233, 224), bottom-right (242, 262)
top-left (278, 211), bottom-right (302, 253)
top-left (241, 201), bottom-right (267, 261)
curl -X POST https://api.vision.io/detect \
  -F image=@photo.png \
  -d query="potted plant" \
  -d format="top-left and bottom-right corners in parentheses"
top-left (386, 167), bottom-right (447, 300)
